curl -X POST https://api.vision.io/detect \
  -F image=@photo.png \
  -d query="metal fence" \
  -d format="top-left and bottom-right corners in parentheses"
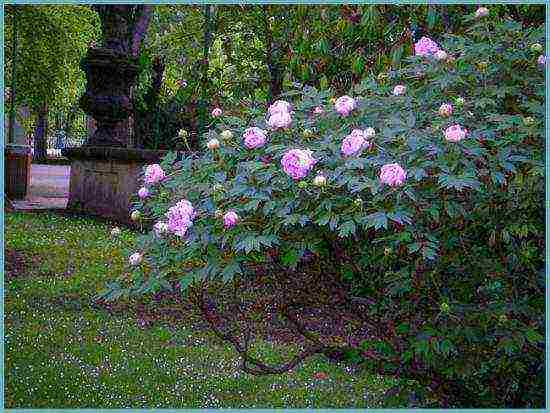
top-left (30, 130), bottom-right (87, 158)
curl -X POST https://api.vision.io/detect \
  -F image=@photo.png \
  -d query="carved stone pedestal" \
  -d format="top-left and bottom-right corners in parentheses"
top-left (63, 146), bottom-right (168, 223)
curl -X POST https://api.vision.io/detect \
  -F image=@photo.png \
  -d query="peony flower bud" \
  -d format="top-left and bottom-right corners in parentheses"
top-left (178, 129), bottom-right (188, 138)
top-left (353, 197), bottom-right (363, 207)
top-left (438, 103), bottom-right (453, 117)
top-left (153, 221), bottom-right (168, 237)
top-left (223, 211), bottom-right (239, 228)
top-left (392, 85), bottom-right (406, 96)
top-left (454, 97), bottom-right (465, 106)
top-left (207, 138), bottom-right (220, 150)
top-left (111, 227), bottom-right (121, 237)
top-left (440, 302), bottom-right (450, 313)
top-left (313, 106), bottom-right (324, 115)
top-left (477, 61), bottom-right (489, 71)
top-left (312, 174), bottom-right (327, 187)
top-left (130, 210), bottom-right (141, 221)
top-left (364, 127), bottom-right (376, 139)
top-left (220, 130), bottom-right (233, 140)
top-left (523, 117), bottom-right (536, 126)
top-left (138, 187), bottom-right (149, 199)
top-left (129, 252), bottom-right (142, 266)
top-left (475, 7), bottom-right (489, 18)
top-left (214, 209), bottom-right (224, 219)
top-left (435, 50), bottom-right (448, 61)
top-left (211, 107), bottom-right (222, 117)
top-left (531, 43), bottom-right (543, 53)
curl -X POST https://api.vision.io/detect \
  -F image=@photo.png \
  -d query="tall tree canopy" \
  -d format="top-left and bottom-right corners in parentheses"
top-left (5, 5), bottom-right (100, 158)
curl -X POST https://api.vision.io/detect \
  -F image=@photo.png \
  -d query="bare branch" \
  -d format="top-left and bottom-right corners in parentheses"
top-left (192, 284), bottom-right (326, 376)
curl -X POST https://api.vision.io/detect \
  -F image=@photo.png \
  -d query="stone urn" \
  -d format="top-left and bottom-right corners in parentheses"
top-left (79, 48), bottom-right (138, 147)
top-left (62, 5), bottom-right (163, 224)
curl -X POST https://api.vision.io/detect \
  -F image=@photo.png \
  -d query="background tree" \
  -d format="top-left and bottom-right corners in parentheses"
top-left (4, 5), bottom-right (100, 161)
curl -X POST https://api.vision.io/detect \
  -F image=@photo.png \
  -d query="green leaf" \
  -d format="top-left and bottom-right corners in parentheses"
top-left (338, 221), bottom-right (356, 238)
top-left (365, 211), bottom-right (388, 230)
top-left (221, 260), bottom-right (242, 281)
top-left (525, 328), bottom-right (543, 344)
top-left (280, 247), bottom-right (300, 268)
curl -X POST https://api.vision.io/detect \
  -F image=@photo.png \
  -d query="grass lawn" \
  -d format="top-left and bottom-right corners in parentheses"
top-left (5, 211), bottom-right (397, 408)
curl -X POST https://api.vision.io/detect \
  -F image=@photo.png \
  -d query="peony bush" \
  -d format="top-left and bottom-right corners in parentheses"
top-left (102, 11), bottom-right (544, 407)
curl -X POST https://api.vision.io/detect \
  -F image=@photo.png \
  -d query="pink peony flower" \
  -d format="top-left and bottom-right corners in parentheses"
top-left (414, 36), bottom-right (440, 57)
top-left (267, 110), bottom-right (292, 129)
top-left (281, 149), bottom-right (317, 180)
top-left (243, 127), bottom-right (267, 149)
top-left (379, 163), bottom-right (407, 187)
top-left (538, 55), bottom-right (546, 66)
top-left (211, 107), bottom-right (223, 117)
top-left (444, 124), bottom-right (468, 142)
top-left (144, 164), bottom-right (165, 185)
top-left (341, 129), bottom-right (372, 157)
top-left (268, 100), bottom-right (292, 115)
top-left (223, 210), bottom-right (239, 228)
top-left (165, 199), bottom-right (195, 237)
top-left (438, 103), bottom-right (453, 117)
top-left (313, 106), bottom-right (324, 115)
top-left (138, 187), bottom-right (149, 199)
top-left (334, 95), bottom-right (357, 117)
top-left (393, 85), bottom-right (406, 96)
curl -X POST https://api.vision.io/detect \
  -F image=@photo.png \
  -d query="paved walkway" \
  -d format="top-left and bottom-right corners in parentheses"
top-left (10, 164), bottom-right (70, 210)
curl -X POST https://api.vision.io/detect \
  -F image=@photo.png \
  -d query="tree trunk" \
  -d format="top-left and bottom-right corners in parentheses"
top-left (130, 5), bottom-right (152, 58)
top-left (262, 6), bottom-right (284, 103)
top-left (33, 102), bottom-right (48, 162)
top-left (133, 57), bottom-right (165, 148)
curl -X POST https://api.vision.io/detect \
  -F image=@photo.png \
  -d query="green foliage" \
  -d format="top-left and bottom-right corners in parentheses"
top-left (5, 5), bottom-right (100, 112)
